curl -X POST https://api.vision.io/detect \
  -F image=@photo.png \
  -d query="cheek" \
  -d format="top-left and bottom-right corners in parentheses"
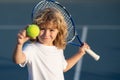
top-left (39, 31), bottom-right (44, 36)
top-left (37, 32), bottom-right (43, 40)
top-left (53, 33), bottom-right (59, 40)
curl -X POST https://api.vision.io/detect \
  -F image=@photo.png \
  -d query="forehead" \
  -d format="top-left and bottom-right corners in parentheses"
top-left (39, 21), bottom-right (57, 29)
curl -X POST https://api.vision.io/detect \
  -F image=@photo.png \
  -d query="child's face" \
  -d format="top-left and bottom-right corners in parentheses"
top-left (38, 24), bottom-right (59, 46)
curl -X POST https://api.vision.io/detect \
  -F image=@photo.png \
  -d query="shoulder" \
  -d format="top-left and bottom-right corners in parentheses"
top-left (23, 42), bottom-right (37, 50)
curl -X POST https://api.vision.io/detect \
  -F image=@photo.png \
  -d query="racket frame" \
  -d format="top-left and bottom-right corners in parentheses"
top-left (31, 0), bottom-right (100, 61)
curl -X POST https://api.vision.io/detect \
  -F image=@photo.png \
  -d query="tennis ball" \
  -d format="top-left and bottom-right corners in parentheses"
top-left (26, 24), bottom-right (40, 39)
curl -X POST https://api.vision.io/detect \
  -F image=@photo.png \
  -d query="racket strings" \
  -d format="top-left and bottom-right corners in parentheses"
top-left (53, 4), bottom-right (74, 38)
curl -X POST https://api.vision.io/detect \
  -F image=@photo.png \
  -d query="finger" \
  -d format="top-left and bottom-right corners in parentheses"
top-left (84, 43), bottom-right (90, 49)
top-left (22, 30), bottom-right (27, 37)
top-left (17, 33), bottom-right (24, 39)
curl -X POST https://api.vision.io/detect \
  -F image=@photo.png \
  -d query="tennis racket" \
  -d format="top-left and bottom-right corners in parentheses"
top-left (31, 0), bottom-right (100, 61)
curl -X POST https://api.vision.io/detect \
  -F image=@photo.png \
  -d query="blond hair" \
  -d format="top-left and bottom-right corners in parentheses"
top-left (33, 8), bottom-right (68, 49)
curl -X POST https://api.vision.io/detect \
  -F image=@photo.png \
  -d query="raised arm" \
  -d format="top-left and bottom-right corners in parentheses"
top-left (13, 30), bottom-right (29, 64)
top-left (64, 43), bottom-right (89, 72)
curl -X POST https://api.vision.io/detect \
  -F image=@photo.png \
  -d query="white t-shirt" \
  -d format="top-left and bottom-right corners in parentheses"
top-left (20, 42), bottom-right (67, 80)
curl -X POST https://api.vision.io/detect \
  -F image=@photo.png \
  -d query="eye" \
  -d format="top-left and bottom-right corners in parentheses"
top-left (50, 29), bottom-right (55, 32)
top-left (40, 27), bottom-right (45, 30)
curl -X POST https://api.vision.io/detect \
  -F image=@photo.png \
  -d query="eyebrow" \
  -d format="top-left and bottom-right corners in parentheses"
top-left (40, 25), bottom-right (57, 29)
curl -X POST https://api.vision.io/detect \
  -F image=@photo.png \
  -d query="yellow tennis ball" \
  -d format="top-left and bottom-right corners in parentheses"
top-left (26, 24), bottom-right (40, 39)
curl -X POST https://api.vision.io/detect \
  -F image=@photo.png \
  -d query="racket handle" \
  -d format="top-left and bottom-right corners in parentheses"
top-left (85, 49), bottom-right (100, 61)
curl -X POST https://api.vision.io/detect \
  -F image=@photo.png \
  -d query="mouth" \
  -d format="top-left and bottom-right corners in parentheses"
top-left (43, 37), bottom-right (49, 39)
top-left (41, 37), bottom-right (50, 40)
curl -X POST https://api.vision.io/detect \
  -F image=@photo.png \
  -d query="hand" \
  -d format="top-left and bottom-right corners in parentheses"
top-left (17, 30), bottom-right (30, 45)
top-left (78, 42), bottom-right (90, 55)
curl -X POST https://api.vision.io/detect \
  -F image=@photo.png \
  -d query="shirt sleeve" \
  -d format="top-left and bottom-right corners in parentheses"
top-left (61, 50), bottom-right (68, 70)
top-left (19, 43), bottom-right (33, 67)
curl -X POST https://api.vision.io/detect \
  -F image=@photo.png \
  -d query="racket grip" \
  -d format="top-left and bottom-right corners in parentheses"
top-left (85, 49), bottom-right (100, 61)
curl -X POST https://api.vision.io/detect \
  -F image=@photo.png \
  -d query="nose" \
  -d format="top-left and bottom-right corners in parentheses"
top-left (43, 30), bottom-right (50, 37)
